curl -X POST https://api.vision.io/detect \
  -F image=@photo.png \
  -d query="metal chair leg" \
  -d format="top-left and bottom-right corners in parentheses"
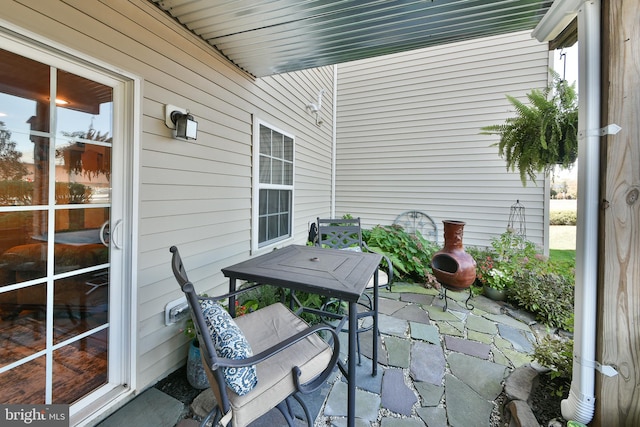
top-left (276, 400), bottom-right (296, 426)
top-left (293, 393), bottom-right (313, 427)
top-left (200, 406), bottom-right (220, 427)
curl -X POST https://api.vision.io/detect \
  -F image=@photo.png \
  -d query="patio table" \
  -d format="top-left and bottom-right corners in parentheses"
top-left (221, 244), bottom-right (381, 427)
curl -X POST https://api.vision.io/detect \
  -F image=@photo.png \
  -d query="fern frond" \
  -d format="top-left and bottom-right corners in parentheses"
top-left (479, 69), bottom-right (578, 186)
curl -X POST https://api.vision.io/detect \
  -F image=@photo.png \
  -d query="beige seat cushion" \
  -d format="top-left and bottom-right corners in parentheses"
top-left (220, 302), bottom-right (333, 427)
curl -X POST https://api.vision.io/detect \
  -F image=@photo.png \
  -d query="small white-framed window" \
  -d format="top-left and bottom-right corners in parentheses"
top-left (252, 119), bottom-right (294, 251)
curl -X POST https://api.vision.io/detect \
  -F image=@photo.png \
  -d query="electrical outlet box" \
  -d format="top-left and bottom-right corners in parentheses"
top-left (165, 297), bottom-right (189, 326)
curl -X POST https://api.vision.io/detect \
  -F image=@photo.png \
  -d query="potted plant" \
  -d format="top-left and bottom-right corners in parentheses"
top-left (476, 254), bottom-right (511, 301)
top-left (183, 317), bottom-right (209, 389)
top-left (481, 70), bottom-right (578, 185)
top-left (183, 299), bottom-right (256, 389)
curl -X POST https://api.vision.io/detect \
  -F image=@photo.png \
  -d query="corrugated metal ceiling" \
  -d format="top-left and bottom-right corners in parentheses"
top-left (152, 0), bottom-right (554, 77)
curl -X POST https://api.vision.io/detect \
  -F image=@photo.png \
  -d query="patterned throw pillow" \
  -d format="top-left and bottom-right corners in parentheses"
top-left (199, 299), bottom-right (258, 395)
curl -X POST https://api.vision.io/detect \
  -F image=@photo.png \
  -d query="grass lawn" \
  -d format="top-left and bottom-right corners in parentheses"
top-left (550, 249), bottom-right (575, 263)
top-left (549, 249), bottom-right (576, 271)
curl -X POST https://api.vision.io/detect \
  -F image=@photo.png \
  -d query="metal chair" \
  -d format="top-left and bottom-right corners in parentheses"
top-left (394, 210), bottom-right (438, 243)
top-left (170, 246), bottom-right (339, 427)
top-left (315, 217), bottom-right (393, 364)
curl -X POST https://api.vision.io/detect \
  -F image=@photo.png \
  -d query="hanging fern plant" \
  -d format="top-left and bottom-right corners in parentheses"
top-left (481, 70), bottom-right (578, 185)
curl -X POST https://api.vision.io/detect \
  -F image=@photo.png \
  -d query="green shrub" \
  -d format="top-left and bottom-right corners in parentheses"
top-left (470, 231), bottom-right (542, 291)
top-left (0, 180), bottom-right (33, 205)
top-left (550, 210), bottom-right (577, 225)
top-left (508, 270), bottom-right (574, 329)
top-left (533, 336), bottom-right (573, 396)
top-left (470, 231), bottom-right (575, 331)
top-left (363, 224), bottom-right (440, 285)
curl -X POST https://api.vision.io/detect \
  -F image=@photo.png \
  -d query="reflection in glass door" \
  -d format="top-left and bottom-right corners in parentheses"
top-left (0, 48), bottom-right (114, 404)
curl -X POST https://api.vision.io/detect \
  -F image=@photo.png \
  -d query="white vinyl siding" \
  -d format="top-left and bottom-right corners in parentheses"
top-left (335, 31), bottom-right (550, 249)
top-left (0, 0), bottom-right (334, 412)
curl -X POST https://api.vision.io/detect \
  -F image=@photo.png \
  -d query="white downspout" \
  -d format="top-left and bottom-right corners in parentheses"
top-left (331, 64), bottom-right (337, 217)
top-left (533, 1), bottom-right (601, 424)
top-left (561, 1), bottom-right (600, 424)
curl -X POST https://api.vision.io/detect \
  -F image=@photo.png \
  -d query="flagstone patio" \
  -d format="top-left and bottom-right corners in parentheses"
top-left (100, 283), bottom-right (547, 427)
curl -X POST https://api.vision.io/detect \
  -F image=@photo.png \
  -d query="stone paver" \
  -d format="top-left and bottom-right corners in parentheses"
top-left (380, 418), bottom-right (426, 427)
top-left (424, 307), bottom-right (460, 322)
top-left (410, 340), bottom-right (445, 384)
top-left (469, 295), bottom-right (505, 314)
top-left (416, 407), bottom-right (448, 427)
top-left (448, 352), bottom-right (507, 400)
top-left (385, 336), bottom-right (411, 368)
top-left (435, 321), bottom-right (465, 337)
top-left (467, 330), bottom-right (494, 344)
top-left (340, 357), bottom-right (383, 394)
top-left (497, 323), bottom-right (536, 353)
top-left (324, 380), bottom-right (380, 422)
top-left (378, 313), bottom-right (409, 337)
top-left (330, 418), bottom-right (370, 427)
top-left (414, 381), bottom-right (444, 407)
top-left (400, 292), bottom-right (435, 306)
top-left (445, 374), bottom-right (495, 427)
top-left (393, 304), bottom-right (431, 324)
top-left (492, 348), bottom-right (512, 366)
top-left (501, 347), bottom-right (535, 367)
top-left (466, 314), bottom-right (498, 334)
top-left (97, 388), bottom-right (183, 427)
top-left (444, 335), bottom-right (491, 359)
top-left (485, 312), bottom-right (533, 331)
top-left (360, 329), bottom-right (388, 365)
top-left (409, 322), bottom-right (440, 344)
top-left (381, 368), bottom-right (417, 416)
top-left (378, 298), bottom-right (409, 315)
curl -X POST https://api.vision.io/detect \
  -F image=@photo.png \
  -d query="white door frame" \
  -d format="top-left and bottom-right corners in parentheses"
top-left (0, 22), bottom-right (140, 426)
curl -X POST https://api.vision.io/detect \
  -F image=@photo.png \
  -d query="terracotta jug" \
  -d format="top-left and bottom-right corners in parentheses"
top-left (431, 220), bottom-right (477, 289)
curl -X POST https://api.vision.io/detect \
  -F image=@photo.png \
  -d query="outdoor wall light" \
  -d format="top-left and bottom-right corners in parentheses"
top-left (306, 89), bottom-right (325, 126)
top-left (165, 104), bottom-right (198, 140)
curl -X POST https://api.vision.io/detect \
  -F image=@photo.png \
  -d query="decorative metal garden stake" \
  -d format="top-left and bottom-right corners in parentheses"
top-left (508, 200), bottom-right (526, 240)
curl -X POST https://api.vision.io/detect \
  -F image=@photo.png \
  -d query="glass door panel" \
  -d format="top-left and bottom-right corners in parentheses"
top-left (0, 356), bottom-right (46, 404)
top-left (0, 283), bottom-right (46, 368)
top-left (52, 329), bottom-right (108, 403)
top-left (53, 270), bottom-right (109, 344)
top-left (0, 47), bottom-right (115, 406)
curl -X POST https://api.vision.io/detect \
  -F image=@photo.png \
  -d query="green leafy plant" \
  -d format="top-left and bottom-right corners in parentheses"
top-left (363, 224), bottom-right (440, 285)
top-left (533, 336), bottom-right (574, 397)
top-left (481, 70), bottom-right (578, 185)
top-left (470, 231), bottom-right (576, 331)
top-left (508, 270), bottom-right (574, 329)
top-left (182, 292), bottom-right (259, 342)
top-left (475, 230), bottom-right (541, 291)
top-left (238, 283), bottom-right (328, 324)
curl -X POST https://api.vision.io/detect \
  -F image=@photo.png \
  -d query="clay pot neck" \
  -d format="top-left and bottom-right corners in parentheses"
top-left (442, 220), bottom-right (466, 250)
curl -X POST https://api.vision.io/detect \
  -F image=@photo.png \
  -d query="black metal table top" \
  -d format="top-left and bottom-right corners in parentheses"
top-left (221, 245), bottom-right (382, 302)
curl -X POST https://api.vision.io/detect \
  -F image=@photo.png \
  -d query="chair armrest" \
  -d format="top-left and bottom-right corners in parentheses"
top-left (209, 323), bottom-right (340, 394)
top-left (361, 242), bottom-right (394, 284)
